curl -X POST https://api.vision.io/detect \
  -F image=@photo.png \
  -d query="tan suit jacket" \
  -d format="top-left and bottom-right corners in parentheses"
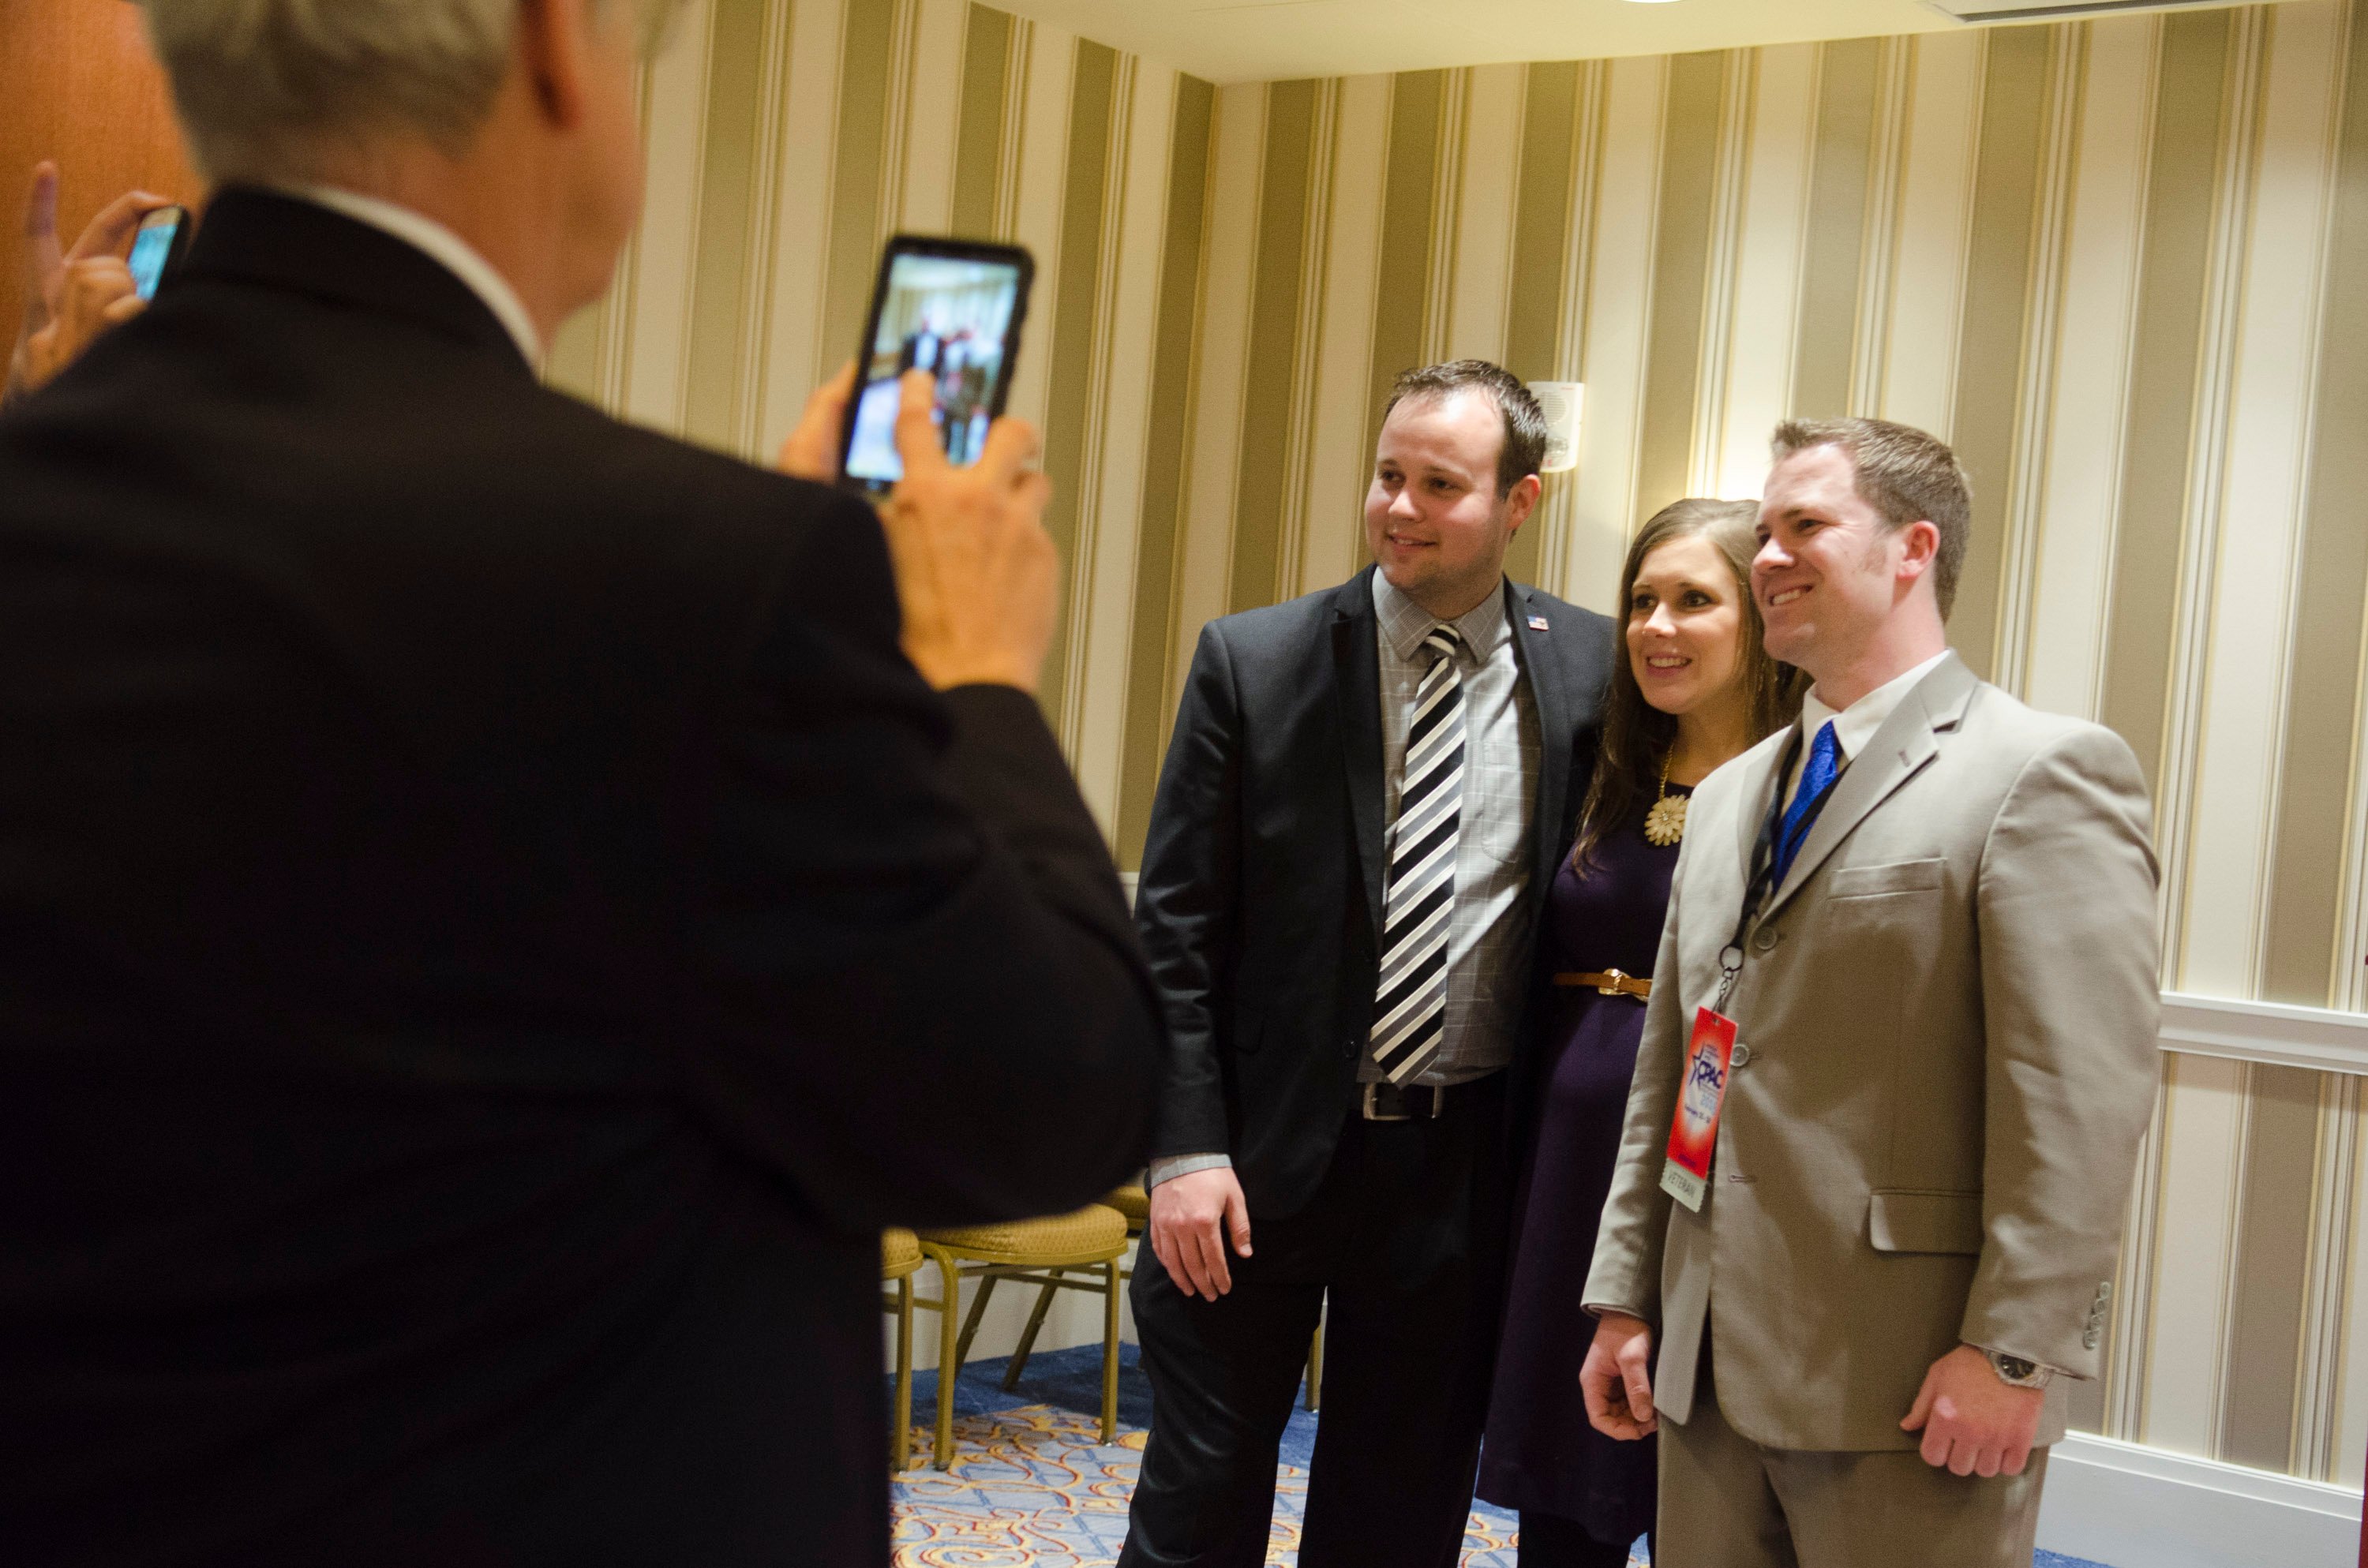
top-left (1583, 653), bottom-right (2160, 1452)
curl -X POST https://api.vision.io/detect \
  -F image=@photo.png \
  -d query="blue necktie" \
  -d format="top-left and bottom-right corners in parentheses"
top-left (1771, 720), bottom-right (1842, 888)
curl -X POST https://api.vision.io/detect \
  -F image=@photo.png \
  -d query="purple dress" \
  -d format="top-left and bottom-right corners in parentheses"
top-left (1474, 786), bottom-right (1688, 1542)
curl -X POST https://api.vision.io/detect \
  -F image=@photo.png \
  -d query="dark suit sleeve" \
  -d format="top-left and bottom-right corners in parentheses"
top-left (671, 496), bottom-right (1158, 1233)
top-left (1133, 622), bottom-right (1244, 1162)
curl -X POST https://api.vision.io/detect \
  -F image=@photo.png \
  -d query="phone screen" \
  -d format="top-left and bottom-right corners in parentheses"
top-left (127, 211), bottom-right (184, 301)
top-left (842, 249), bottom-right (1026, 489)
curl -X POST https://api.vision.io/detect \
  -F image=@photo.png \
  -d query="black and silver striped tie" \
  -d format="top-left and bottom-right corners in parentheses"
top-left (1369, 623), bottom-right (1465, 1083)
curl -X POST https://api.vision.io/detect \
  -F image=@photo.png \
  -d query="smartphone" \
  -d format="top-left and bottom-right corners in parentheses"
top-left (126, 206), bottom-right (192, 301)
top-left (837, 236), bottom-right (1034, 496)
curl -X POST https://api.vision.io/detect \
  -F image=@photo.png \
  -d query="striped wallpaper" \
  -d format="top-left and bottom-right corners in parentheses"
top-left (547, 0), bottom-right (2368, 1487)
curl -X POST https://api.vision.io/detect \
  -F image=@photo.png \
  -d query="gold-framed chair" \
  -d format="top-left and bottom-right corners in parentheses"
top-left (912, 1203), bottom-right (1130, 1469)
top-left (881, 1227), bottom-right (929, 1472)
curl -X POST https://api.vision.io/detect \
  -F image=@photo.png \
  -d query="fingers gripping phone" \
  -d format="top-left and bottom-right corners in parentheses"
top-left (126, 205), bottom-right (192, 301)
top-left (837, 236), bottom-right (1034, 496)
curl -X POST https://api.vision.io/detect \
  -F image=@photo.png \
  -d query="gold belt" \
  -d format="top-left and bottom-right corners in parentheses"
top-left (1551, 968), bottom-right (1651, 999)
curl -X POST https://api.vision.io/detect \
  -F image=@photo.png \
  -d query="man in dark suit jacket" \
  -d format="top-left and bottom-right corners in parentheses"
top-left (0, 4), bottom-right (1155, 1564)
top-left (1119, 362), bottom-right (1616, 1566)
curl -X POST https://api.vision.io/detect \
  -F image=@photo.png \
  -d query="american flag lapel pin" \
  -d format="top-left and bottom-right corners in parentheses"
top-left (1528, 616), bottom-right (1549, 631)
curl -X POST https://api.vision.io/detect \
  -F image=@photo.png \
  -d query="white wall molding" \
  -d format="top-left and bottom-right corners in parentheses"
top-left (2161, 991), bottom-right (2368, 1076)
top-left (2039, 1431), bottom-right (2361, 1568)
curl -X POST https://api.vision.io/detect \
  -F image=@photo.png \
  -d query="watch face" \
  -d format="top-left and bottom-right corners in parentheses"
top-left (1995, 1354), bottom-right (2039, 1382)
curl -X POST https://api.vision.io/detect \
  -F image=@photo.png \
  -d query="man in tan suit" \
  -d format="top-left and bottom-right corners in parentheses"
top-left (1579, 417), bottom-right (2160, 1565)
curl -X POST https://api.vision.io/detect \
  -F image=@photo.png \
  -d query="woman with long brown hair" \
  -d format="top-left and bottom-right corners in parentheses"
top-left (1477, 498), bottom-right (1801, 1565)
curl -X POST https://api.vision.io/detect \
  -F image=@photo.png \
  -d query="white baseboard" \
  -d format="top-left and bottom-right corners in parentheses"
top-left (2038, 1432), bottom-right (2361, 1567)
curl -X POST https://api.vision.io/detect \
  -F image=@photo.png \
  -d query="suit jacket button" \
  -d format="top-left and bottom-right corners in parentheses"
top-left (1752, 926), bottom-right (1781, 952)
top-left (2082, 1327), bottom-right (2100, 1349)
top-left (1729, 1042), bottom-right (1752, 1067)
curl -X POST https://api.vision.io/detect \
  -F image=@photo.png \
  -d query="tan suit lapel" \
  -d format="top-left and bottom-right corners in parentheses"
top-left (1763, 653), bottom-right (1980, 919)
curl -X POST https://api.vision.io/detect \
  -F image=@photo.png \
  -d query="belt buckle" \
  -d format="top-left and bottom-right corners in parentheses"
top-left (1362, 1081), bottom-right (1414, 1122)
top-left (1596, 967), bottom-right (1628, 997)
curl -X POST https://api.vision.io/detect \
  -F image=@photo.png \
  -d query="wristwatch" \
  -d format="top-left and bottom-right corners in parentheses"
top-left (1982, 1348), bottom-right (2054, 1390)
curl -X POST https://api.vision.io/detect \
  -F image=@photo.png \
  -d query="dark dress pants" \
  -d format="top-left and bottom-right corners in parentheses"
top-left (1119, 1072), bottom-right (1510, 1568)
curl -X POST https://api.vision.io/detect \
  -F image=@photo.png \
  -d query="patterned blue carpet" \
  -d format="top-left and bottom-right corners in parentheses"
top-left (886, 1344), bottom-right (2114, 1566)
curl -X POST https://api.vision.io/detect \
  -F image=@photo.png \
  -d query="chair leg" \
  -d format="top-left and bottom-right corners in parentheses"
top-left (934, 1256), bottom-right (961, 1469)
top-left (1100, 1257), bottom-right (1121, 1444)
top-left (1003, 1272), bottom-right (1063, 1390)
top-left (952, 1271), bottom-right (999, 1370)
top-left (890, 1274), bottom-right (914, 1473)
top-left (1305, 1314), bottom-right (1324, 1413)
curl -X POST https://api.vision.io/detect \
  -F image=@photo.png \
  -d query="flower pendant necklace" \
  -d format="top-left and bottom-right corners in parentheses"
top-left (1643, 750), bottom-right (1688, 848)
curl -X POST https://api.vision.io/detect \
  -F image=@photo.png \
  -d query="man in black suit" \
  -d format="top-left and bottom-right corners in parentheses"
top-left (0, 2), bottom-right (1155, 1564)
top-left (1119, 361), bottom-right (1616, 1566)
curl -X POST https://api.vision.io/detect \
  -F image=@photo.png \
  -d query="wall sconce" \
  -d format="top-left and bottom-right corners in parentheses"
top-left (1528, 381), bottom-right (1583, 473)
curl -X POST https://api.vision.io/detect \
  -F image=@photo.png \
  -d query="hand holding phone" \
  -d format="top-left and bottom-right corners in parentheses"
top-left (7, 163), bottom-right (175, 406)
top-left (837, 236), bottom-right (1034, 495)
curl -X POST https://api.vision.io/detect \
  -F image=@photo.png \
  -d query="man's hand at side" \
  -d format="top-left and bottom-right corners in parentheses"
top-left (776, 365), bottom-right (1056, 694)
top-left (1901, 1344), bottom-right (2044, 1477)
top-left (1147, 1166), bottom-right (1252, 1301)
top-left (1580, 1312), bottom-right (1658, 1439)
top-left (8, 163), bottom-right (170, 406)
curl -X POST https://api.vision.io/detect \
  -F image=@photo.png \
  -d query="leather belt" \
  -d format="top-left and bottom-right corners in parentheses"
top-left (1551, 967), bottom-right (1652, 999)
top-left (1358, 1080), bottom-right (1447, 1121)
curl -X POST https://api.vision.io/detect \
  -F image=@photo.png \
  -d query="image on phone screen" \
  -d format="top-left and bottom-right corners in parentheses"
top-left (127, 215), bottom-right (182, 302)
top-left (843, 252), bottom-right (1025, 487)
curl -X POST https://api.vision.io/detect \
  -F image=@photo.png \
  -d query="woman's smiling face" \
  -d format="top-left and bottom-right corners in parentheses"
top-left (1627, 531), bottom-right (1746, 719)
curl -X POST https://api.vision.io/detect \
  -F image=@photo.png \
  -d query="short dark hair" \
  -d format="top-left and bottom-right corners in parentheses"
top-left (1769, 417), bottom-right (1971, 619)
top-left (1381, 360), bottom-right (1548, 496)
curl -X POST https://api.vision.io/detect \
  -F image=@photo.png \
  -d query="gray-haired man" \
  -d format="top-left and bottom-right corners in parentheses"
top-left (0, 2), bottom-right (1158, 1562)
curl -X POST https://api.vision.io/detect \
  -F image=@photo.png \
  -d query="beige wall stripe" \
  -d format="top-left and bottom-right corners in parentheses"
top-left (2144, 1053), bottom-right (2249, 1453)
top-left (1116, 74), bottom-right (1216, 870)
top-left (1790, 37), bottom-right (1879, 421)
top-left (2182, 0), bottom-right (2344, 998)
top-left (2100, 9), bottom-right (2232, 795)
top-left (1423, 69), bottom-right (1471, 365)
top-left (2141, 2), bottom-right (2264, 1458)
top-left (1847, 37), bottom-right (1911, 416)
top-left (1684, 49), bottom-right (1755, 500)
top-left (1632, 51), bottom-right (1727, 524)
top-left (1443, 62), bottom-right (1526, 366)
top-left (2097, 7), bottom-right (2232, 1447)
top-left (1298, 73), bottom-right (1392, 598)
top-left (1070, 56), bottom-right (1163, 821)
top-left (1366, 70), bottom-right (1444, 462)
top-left (1001, 21), bottom-right (1073, 432)
top-left (950, 5), bottom-right (1011, 239)
top-left (729, 0), bottom-right (795, 458)
top-left (1535, 60), bottom-right (1606, 604)
top-left (1276, 80), bottom-right (1341, 605)
top-left (626, 1), bottom-right (718, 432)
top-left (2222, 1067), bottom-right (2327, 1469)
top-left (1172, 86), bottom-right (1262, 682)
top-left (1228, 80), bottom-right (1317, 616)
top-left (893, 0), bottom-right (972, 233)
top-left (1944, 22), bottom-right (2054, 685)
top-left (754, 0), bottom-right (845, 441)
top-left (2021, 15), bottom-right (2156, 727)
top-left (1707, 42), bottom-right (1817, 503)
top-left (1987, 23), bottom-right (2085, 698)
top-left (679, 0), bottom-right (775, 451)
top-left (2265, 0), bottom-right (2368, 1010)
top-left (1035, 39), bottom-right (1118, 735)
top-left (1568, 57), bottom-right (1668, 612)
top-left (812, 0), bottom-right (897, 439)
top-left (1502, 59), bottom-right (1583, 589)
top-left (1877, 32), bottom-right (1983, 443)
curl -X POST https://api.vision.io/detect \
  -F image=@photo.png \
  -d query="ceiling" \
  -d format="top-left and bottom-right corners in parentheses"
top-left (987, 0), bottom-right (2247, 84)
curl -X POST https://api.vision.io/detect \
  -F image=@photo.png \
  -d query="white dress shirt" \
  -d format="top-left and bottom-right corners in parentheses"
top-left (287, 186), bottom-right (543, 365)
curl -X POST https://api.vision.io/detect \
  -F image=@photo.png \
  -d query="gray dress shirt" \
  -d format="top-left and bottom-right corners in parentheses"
top-left (1148, 573), bottom-right (1541, 1189)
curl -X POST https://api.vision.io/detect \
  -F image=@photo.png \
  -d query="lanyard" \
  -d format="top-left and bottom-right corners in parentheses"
top-left (1712, 724), bottom-right (1836, 1012)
